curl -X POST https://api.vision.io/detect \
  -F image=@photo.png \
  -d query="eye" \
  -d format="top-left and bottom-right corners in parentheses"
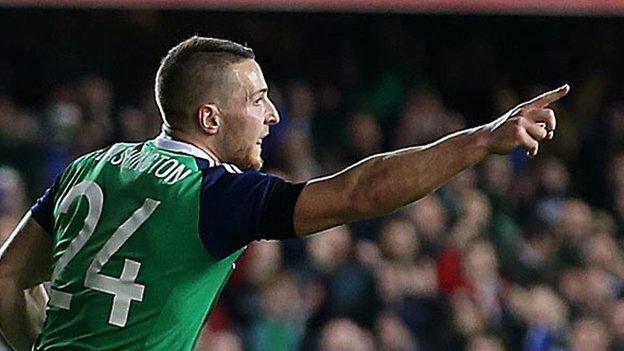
top-left (254, 97), bottom-right (263, 105)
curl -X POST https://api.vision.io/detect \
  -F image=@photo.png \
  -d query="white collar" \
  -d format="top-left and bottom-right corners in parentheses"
top-left (152, 132), bottom-right (219, 167)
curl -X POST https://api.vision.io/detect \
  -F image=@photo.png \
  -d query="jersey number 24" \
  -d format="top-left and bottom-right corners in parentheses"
top-left (48, 181), bottom-right (160, 327)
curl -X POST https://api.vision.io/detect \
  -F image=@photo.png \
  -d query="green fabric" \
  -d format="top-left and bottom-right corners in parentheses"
top-left (37, 141), bottom-right (243, 351)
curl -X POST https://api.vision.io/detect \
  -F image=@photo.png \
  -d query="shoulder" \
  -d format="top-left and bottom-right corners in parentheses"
top-left (55, 142), bottom-right (146, 190)
top-left (196, 164), bottom-right (303, 258)
top-left (66, 142), bottom-right (137, 170)
top-left (198, 161), bottom-right (285, 195)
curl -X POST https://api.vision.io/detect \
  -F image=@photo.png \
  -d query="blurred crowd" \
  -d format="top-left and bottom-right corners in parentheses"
top-left (3, 9), bottom-right (624, 351)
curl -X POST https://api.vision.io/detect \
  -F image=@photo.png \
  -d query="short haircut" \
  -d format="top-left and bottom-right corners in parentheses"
top-left (155, 36), bottom-right (255, 130)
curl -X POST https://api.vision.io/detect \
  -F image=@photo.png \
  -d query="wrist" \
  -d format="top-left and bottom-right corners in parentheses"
top-left (469, 126), bottom-right (492, 161)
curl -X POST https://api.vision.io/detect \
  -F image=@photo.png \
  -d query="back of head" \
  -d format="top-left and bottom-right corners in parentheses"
top-left (155, 36), bottom-right (255, 132)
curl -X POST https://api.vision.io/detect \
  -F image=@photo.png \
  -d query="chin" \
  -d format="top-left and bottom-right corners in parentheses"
top-left (232, 155), bottom-right (263, 171)
top-left (249, 147), bottom-right (264, 170)
top-left (250, 157), bottom-right (263, 171)
top-left (225, 146), bottom-right (263, 171)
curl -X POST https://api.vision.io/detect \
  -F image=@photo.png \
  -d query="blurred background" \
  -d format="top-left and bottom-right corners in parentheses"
top-left (2, 1), bottom-right (624, 350)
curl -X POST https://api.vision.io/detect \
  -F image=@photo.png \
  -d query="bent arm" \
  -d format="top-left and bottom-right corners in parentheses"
top-left (0, 212), bottom-right (52, 351)
top-left (293, 127), bottom-right (489, 236)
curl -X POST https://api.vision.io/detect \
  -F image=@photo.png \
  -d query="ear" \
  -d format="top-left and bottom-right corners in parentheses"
top-left (197, 104), bottom-right (220, 135)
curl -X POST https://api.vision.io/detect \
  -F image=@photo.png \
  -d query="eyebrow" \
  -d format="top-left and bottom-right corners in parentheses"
top-left (253, 88), bottom-right (268, 96)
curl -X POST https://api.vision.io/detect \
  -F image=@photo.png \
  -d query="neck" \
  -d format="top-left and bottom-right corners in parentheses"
top-left (164, 127), bottom-right (221, 163)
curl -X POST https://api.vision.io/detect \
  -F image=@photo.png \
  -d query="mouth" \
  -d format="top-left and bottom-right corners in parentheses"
top-left (256, 133), bottom-right (268, 146)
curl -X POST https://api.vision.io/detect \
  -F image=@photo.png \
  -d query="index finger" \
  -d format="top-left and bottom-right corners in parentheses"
top-left (524, 84), bottom-right (570, 108)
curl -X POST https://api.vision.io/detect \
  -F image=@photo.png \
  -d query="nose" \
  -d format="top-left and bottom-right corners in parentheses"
top-left (266, 99), bottom-right (280, 126)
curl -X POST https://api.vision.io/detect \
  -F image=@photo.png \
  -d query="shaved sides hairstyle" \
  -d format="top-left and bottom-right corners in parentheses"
top-left (155, 36), bottom-right (255, 131)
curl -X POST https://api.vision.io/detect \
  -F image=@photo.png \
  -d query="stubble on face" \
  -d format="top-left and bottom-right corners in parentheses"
top-left (216, 60), bottom-right (267, 171)
top-left (221, 125), bottom-right (263, 171)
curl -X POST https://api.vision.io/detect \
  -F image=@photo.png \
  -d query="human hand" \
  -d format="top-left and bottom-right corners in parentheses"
top-left (484, 84), bottom-right (570, 157)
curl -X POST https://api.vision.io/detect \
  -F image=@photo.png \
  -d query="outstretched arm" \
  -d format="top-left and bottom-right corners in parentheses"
top-left (0, 212), bottom-right (52, 351)
top-left (293, 84), bottom-right (569, 236)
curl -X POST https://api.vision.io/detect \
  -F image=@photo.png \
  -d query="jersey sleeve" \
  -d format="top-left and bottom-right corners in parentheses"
top-left (198, 166), bottom-right (305, 260)
top-left (30, 178), bottom-right (59, 234)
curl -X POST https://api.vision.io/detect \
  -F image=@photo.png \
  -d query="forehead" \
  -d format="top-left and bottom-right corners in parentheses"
top-left (229, 59), bottom-right (267, 92)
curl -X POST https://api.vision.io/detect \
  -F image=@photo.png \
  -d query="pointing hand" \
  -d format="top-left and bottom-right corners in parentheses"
top-left (484, 84), bottom-right (570, 157)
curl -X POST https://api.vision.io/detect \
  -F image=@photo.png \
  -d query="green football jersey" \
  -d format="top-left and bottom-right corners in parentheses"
top-left (32, 134), bottom-right (302, 350)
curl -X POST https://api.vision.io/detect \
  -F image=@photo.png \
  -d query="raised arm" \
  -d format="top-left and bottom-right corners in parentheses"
top-left (293, 84), bottom-right (570, 236)
top-left (0, 212), bottom-right (52, 351)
